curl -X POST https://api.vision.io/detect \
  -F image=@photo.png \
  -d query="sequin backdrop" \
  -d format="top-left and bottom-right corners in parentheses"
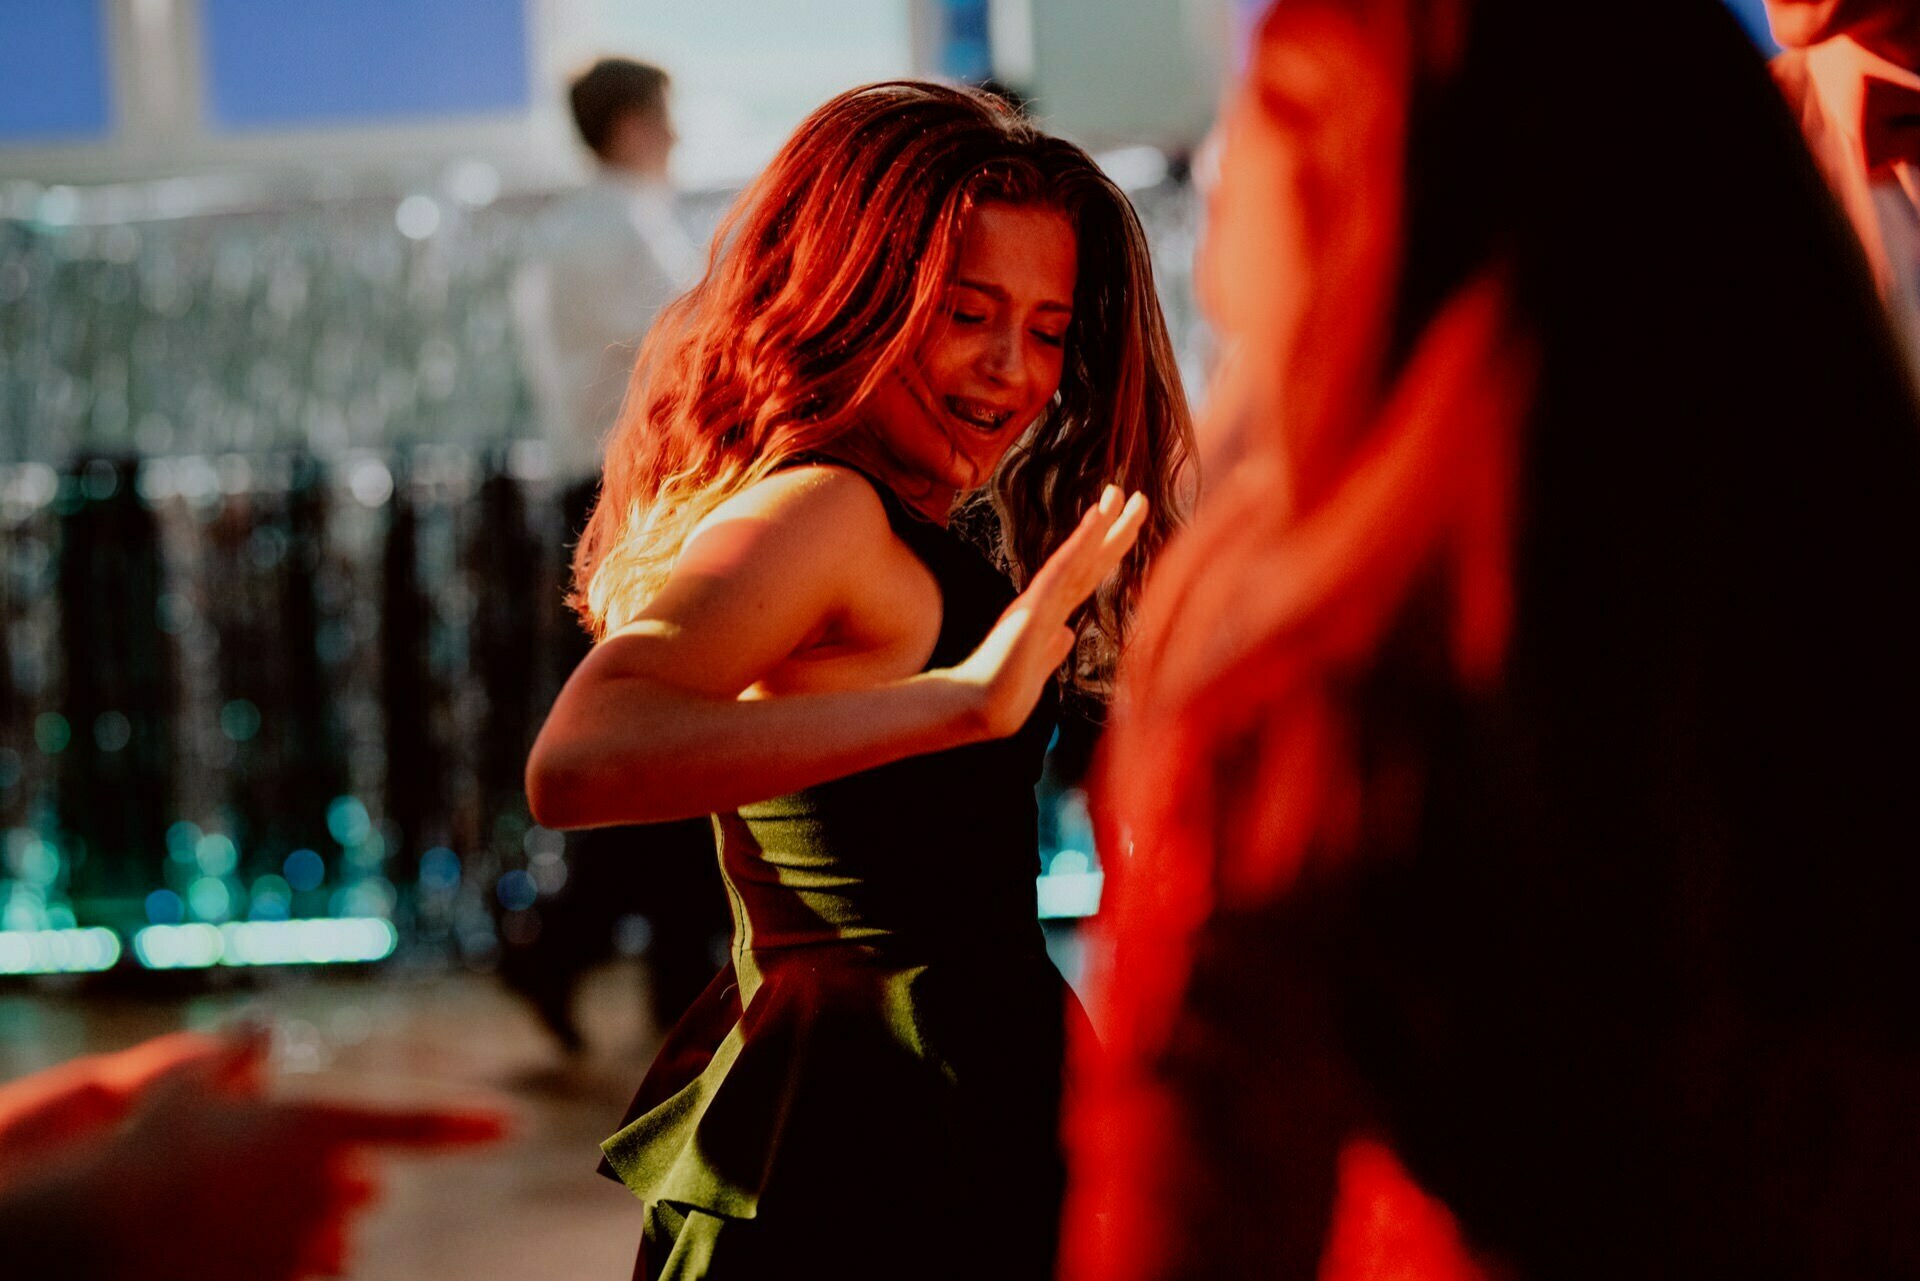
top-left (0, 177), bottom-right (1200, 964)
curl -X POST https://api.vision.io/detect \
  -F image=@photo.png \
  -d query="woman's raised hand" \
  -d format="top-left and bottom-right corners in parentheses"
top-left (949, 485), bottom-right (1149, 740)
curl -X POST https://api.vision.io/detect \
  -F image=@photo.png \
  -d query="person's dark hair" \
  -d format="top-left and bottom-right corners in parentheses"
top-left (1371, 4), bottom-right (1920, 1272)
top-left (1084, 0), bottom-right (1920, 1276)
top-left (567, 58), bottom-right (669, 158)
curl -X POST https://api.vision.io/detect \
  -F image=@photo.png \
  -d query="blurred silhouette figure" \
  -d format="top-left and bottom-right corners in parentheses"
top-left (510, 57), bottom-right (727, 1052)
top-left (0, 1031), bottom-right (504, 1279)
top-left (1764, 0), bottom-right (1920, 380)
top-left (1069, 1), bottom-right (1920, 1277)
top-left (515, 58), bottom-right (700, 490)
top-left (54, 457), bottom-right (173, 904)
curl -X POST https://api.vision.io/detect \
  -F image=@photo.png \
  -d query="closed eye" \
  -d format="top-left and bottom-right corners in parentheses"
top-left (1032, 330), bottom-right (1066, 348)
top-left (947, 307), bottom-right (987, 324)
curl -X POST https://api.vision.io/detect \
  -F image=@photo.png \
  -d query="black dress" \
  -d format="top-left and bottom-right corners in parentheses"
top-left (600, 465), bottom-right (1078, 1280)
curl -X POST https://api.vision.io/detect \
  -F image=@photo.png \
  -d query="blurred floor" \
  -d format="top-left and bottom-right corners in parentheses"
top-left (0, 962), bottom-right (662, 1281)
top-left (0, 923), bottom-right (1093, 1279)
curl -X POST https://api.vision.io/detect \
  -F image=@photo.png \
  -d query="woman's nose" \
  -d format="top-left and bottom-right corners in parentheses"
top-left (979, 324), bottom-right (1023, 386)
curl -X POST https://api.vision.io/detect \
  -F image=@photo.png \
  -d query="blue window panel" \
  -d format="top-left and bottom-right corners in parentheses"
top-left (201, 0), bottom-right (530, 131)
top-left (938, 0), bottom-right (993, 82)
top-left (1723, 0), bottom-right (1782, 54)
top-left (0, 0), bottom-right (112, 143)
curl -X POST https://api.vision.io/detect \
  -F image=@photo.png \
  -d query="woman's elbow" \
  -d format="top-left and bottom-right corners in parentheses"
top-left (524, 742), bottom-right (675, 829)
top-left (523, 754), bottom-right (574, 830)
top-left (524, 743), bottom-right (606, 830)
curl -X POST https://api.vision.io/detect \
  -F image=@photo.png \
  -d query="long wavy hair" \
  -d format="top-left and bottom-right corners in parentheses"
top-left (1077, 0), bottom-right (1920, 1277)
top-left (573, 81), bottom-right (1192, 696)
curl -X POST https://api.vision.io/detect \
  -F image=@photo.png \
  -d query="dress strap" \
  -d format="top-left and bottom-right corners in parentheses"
top-left (776, 451), bottom-right (949, 557)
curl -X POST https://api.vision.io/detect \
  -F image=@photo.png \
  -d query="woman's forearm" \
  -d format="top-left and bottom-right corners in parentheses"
top-left (526, 479), bottom-right (1144, 830)
top-left (525, 670), bottom-right (987, 828)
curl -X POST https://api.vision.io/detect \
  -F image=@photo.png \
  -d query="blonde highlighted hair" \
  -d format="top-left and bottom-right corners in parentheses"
top-left (572, 80), bottom-right (1193, 697)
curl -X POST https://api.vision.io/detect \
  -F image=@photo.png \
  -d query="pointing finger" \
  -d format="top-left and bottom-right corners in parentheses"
top-left (96, 1031), bottom-right (254, 1096)
top-left (279, 1100), bottom-right (512, 1150)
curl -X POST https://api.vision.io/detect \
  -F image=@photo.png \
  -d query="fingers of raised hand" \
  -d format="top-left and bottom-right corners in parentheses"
top-left (1068, 489), bottom-right (1149, 602)
top-left (1103, 491), bottom-right (1150, 562)
top-left (1031, 486), bottom-right (1149, 613)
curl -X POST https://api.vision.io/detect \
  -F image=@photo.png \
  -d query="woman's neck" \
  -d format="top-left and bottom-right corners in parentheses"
top-left (815, 439), bottom-right (958, 526)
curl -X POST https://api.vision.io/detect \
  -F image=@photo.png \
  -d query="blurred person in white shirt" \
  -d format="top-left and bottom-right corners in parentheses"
top-left (507, 58), bottom-right (726, 1055)
top-left (515, 58), bottom-right (700, 495)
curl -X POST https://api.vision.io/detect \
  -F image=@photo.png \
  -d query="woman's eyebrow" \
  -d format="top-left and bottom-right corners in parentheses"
top-left (955, 278), bottom-right (1074, 314)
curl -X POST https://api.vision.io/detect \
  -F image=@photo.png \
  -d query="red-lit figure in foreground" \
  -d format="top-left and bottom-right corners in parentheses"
top-left (525, 83), bottom-right (1191, 1279)
top-left (1069, 0), bottom-right (1920, 1276)
top-left (0, 1031), bottom-right (504, 1279)
top-left (1764, 0), bottom-right (1920, 379)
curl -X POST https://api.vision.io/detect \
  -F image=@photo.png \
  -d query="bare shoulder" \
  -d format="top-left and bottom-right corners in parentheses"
top-left (600, 465), bottom-right (898, 683)
top-left (601, 462), bottom-right (933, 694)
top-left (652, 463), bottom-right (902, 623)
top-left (687, 462), bottom-right (894, 560)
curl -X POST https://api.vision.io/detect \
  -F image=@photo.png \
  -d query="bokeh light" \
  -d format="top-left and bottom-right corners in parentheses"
top-left (0, 928), bottom-right (121, 975)
top-left (194, 831), bottom-right (239, 876)
top-left (33, 712), bottom-right (71, 754)
top-left (166, 820), bottom-right (204, 862)
top-left (92, 709), bottom-right (132, 752)
top-left (132, 918), bottom-right (396, 969)
top-left (2, 885), bottom-right (49, 932)
top-left (494, 869), bottom-right (537, 913)
top-left (249, 873), bottom-right (293, 920)
top-left (219, 698), bottom-right (262, 742)
top-left (343, 877), bottom-right (397, 918)
top-left (327, 795), bottom-right (371, 846)
top-left (283, 847), bottom-right (325, 891)
top-left (418, 845), bottom-right (461, 892)
top-left (394, 193), bottom-right (442, 240)
top-left (186, 875), bottom-right (234, 922)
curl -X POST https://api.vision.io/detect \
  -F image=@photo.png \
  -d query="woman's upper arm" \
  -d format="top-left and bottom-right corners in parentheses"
top-left (577, 466), bottom-right (887, 698)
top-left (526, 467), bottom-right (967, 827)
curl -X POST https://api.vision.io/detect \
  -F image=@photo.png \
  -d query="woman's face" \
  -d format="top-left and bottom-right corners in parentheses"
top-left (865, 202), bottom-right (1079, 501)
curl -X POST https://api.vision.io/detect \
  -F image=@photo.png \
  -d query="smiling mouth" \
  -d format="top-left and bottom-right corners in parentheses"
top-left (942, 395), bottom-right (1016, 433)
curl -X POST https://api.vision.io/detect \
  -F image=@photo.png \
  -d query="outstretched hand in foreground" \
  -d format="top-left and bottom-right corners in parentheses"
top-left (0, 1029), bottom-right (507, 1280)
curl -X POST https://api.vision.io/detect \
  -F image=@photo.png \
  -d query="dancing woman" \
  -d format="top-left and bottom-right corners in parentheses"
top-left (526, 82), bottom-right (1191, 1280)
